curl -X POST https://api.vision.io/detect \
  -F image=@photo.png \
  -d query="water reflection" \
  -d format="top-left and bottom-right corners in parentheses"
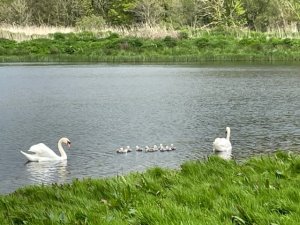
top-left (25, 160), bottom-right (68, 184)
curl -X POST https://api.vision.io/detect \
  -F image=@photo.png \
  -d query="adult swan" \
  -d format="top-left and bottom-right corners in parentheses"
top-left (21, 137), bottom-right (71, 162)
top-left (213, 127), bottom-right (232, 160)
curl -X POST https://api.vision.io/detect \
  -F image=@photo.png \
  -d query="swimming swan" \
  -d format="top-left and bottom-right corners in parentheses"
top-left (21, 137), bottom-right (71, 162)
top-left (213, 127), bottom-right (232, 159)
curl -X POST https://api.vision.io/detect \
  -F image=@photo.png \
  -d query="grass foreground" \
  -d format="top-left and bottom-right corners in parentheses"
top-left (1, 151), bottom-right (300, 224)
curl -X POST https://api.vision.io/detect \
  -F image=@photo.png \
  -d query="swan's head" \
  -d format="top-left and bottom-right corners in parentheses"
top-left (225, 127), bottom-right (230, 134)
top-left (61, 137), bottom-right (71, 148)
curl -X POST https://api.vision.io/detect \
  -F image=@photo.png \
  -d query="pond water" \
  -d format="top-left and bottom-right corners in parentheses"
top-left (0, 63), bottom-right (299, 194)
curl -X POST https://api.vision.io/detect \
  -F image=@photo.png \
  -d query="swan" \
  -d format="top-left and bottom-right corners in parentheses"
top-left (159, 144), bottom-right (166, 152)
top-left (136, 146), bottom-right (143, 152)
top-left (170, 144), bottom-right (176, 150)
top-left (145, 146), bottom-right (152, 152)
top-left (213, 127), bottom-right (232, 159)
top-left (21, 137), bottom-right (71, 162)
top-left (153, 145), bottom-right (158, 151)
top-left (125, 146), bottom-right (132, 152)
top-left (116, 147), bottom-right (127, 153)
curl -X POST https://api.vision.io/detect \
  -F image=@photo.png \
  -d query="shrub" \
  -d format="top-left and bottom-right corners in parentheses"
top-left (107, 32), bottom-right (119, 39)
top-left (75, 15), bottom-right (106, 31)
top-left (52, 32), bottom-right (65, 40)
top-left (163, 36), bottom-right (177, 47)
top-left (76, 32), bottom-right (97, 41)
top-left (195, 37), bottom-right (210, 48)
top-left (178, 31), bottom-right (189, 39)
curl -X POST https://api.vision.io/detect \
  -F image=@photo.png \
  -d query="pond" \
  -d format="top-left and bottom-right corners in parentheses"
top-left (0, 63), bottom-right (299, 194)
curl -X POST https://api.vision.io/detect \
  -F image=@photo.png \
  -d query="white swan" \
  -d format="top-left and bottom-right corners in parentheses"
top-left (136, 146), bottom-right (143, 152)
top-left (125, 146), bottom-right (132, 152)
top-left (21, 137), bottom-right (71, 162)
top-left (159, 144), bottom-right (166, 152)
top-left (116, 147), bottom-right (126, 153)
top-left (170, 144), bottom-right (176, 150)
top-left (213, 127), bottom-right (232, 160)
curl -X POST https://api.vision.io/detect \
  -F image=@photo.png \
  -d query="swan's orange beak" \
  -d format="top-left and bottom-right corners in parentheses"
top-left (67, 141), bottom-right (71, 148)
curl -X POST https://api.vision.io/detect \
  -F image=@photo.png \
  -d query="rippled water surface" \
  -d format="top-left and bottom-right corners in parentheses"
top-left (0, 63), bottom-right (299, 194)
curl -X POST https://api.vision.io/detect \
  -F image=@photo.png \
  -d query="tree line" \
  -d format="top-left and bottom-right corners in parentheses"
top-left (0, 0), bottom-right (300, 32)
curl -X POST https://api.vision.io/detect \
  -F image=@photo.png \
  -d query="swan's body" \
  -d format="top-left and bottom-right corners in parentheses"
top-left (136, 146), bottom-right (143, 152)
top-left (21, 137), bottom-right (71, 162)
top-left (125, 146), bottom-right (132, 152)
top-left (159, 144), bottom-right (166, 152)
top-left (213, 127), bottom-right (232, 159)
top-left (116, 147), bottom-right (127, 153)
top-left (145, 146), bottom-right (153, 152)
top-left (170, 144), bottom-right (176, 151)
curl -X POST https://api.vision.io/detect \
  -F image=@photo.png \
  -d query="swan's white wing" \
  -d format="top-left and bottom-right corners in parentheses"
top-left (20, 151), bottom-right (40, 162)
top-left (213, 138), bottom-right (232, 152)
top-left (28, 143), bottom-right (58, 158)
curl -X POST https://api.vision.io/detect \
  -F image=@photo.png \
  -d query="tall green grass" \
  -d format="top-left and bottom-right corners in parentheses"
top-left (1, 31), bottom-right (300, 62)
top-left (1, 151), bottom-right (300, 224)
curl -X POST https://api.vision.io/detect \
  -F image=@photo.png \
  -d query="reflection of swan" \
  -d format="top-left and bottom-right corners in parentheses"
top-left (21, 137), bottom-right (71, 162)
top-left (213, 127), bottom-right (232, 160)
top-left (25, 160), bottom-right (68, 184)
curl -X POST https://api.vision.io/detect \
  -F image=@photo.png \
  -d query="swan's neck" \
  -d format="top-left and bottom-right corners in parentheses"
top-left (58, 139), bottom-right (67, 159)
top-left (226, 129), bottom-right (231, 141)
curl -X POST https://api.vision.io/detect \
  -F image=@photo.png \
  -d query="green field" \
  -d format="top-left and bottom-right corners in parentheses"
top-left (1, 31), bottom-right (300, 63)
top-left (1, 151), bottom-right (300, 224)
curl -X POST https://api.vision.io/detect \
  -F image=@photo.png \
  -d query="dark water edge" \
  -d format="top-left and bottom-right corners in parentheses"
top-left (1, 53), bottom-right (300, 64)
top-left (2, 58), bottom-right (300, 68)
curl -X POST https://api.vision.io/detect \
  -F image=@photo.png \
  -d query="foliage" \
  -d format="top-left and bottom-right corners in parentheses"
top-left (75, 15), bottom-right (106, 31)
top-left (2, 152), bottom-right (300, 224)
top-left (0, 0), bottom-right (300, 32)
top-left (1, 30), bottom-right (300, 62)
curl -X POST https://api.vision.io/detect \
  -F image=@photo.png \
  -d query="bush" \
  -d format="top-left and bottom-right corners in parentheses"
top-left (75, 15), bottom-right (106, 31)
top-left (52, 33), bottom-right (65, 40)
top-left (75, 32), bottom-right (97, 41)
top-left (178, 31), bottom-right (189, 39)
top-left (195, 37), bottom-right (210, 48)
top-left (107, 32), bottom-right (119, 39)
top-left (163, 36), bottom-right (177, 47)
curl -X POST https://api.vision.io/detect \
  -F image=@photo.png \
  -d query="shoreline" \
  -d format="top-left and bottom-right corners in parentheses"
top-left (1, 31), bottom-right (300, 64)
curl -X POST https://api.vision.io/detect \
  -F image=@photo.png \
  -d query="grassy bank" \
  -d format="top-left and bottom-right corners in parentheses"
top-left (1, 151), bottom-right (300, 224)
top-left (1, 30), bottom-right (300, 63)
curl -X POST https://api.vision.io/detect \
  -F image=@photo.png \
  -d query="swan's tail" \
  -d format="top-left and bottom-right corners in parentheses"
top-left (20, 151), bottom-right (39, 162)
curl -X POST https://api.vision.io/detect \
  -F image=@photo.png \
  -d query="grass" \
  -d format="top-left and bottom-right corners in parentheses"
top-left (1, 151), bottom-right (300, 224)
top-left (0, 24), bottom-right (178, 42)
top-left (0, 30), bottom-right (300, 63)
top-left (1, 26), bottom-right (300, 62)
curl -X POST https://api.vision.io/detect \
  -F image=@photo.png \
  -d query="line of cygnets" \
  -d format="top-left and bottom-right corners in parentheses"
top-left (116, 144), bottom-right (176, 153)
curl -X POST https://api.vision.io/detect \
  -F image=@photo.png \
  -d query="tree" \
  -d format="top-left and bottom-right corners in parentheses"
top-left (107, 0), bottom-right (136, 26)
top-left (10, 0), bottom-right (30, 25)
top-left (133, 0), bottom-right (165, 25)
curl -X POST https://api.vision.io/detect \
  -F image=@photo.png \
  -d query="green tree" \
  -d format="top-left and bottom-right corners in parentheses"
top-left (107, 0), bottom-right (136, 26)
top-left (133, 0), bottom-right (165, 25)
